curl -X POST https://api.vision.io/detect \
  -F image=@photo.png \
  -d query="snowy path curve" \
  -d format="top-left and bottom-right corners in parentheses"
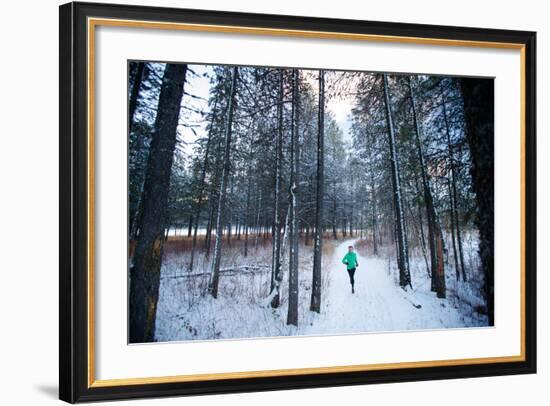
top-left (304, 238), bottom-right (466, 335)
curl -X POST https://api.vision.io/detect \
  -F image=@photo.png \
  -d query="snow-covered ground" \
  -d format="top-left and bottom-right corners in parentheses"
top-left (154, 238), bottom-right (488, 343)
top-left (304, 239), bottom-right (487, 336)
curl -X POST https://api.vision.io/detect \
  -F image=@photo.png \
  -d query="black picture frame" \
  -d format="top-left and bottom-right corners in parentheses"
top-left (59, 1), bottom-right (537, 403)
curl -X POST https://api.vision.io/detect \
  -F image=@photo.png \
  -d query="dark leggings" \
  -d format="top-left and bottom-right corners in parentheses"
top-left (347, 268), bottom-right (356, 287)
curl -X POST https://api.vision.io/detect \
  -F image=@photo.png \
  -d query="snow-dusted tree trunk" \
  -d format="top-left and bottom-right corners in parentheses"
top-left (348, 164), bottom-right (355, 237)
top-left (254, 187), bottom-right (262, 249)
top-left (382, 74), bottom-right (412, 289)
top-left (332, 144), bottom-right (338, 241)
top-left (287, 69), bottom-right (300, 326)
top-left (129, 63), bottom-right (187, 343)
top-left (128, 62), bottom-right (150, 242)
top-left (332, 187), bottom-right (338, 240)
top-left (128, 62), bottom-right (145, 131)
top-left (209, 67), bottom-right (238, 299)
top-left (226, 178), bottom-right (234, 246)
top-left (370, 170), bottom-right (378, 255)
top-left (263, 205), bottom-right (290, 307)
top-left (414, 196), bottom-right (430, 274)
top-left (446, 179), bottom-right (460, 279)
top-left (411, 175), bottom-right (430, 275)
top-left (204, 201), bottom-right (214, 256)
top-left (205, 122), bottom-right (226, 259)
top-left (242, 132), bottom-right (256, 258)
top-left (189, 96), bottom-right (218, 271)
top-left (442, 95), bottom-right (467, 282)
top-left (243, 174), bottom-right (251, 257)
top-left (270, 69), bottom-right (284, 308)
top-left (407, 77), bottom-right (445, 297)
top-left (310, 69), bottom-right (325, 313)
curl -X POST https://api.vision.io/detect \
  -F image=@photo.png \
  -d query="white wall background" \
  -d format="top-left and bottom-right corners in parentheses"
top-left (0, 0), bottom-right (545, 405)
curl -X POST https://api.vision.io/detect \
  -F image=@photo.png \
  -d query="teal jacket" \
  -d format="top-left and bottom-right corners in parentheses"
top-left (342, 251), bottom-right (358, 270)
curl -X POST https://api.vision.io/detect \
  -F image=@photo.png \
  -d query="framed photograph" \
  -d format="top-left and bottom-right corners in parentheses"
top-left (59, 1), bottom-right (537, 403)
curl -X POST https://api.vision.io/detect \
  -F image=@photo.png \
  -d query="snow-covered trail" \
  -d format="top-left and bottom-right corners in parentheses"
top-left (156, 237), bottom-right (484, 342)
top-left (304, 238), bottom-right (470, 335)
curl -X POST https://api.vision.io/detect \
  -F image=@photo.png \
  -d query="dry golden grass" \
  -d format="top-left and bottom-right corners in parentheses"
top-left (160, 231), bottom-right (336, 256)
top-left (354, 238), bottom-right (370, 256)
top-left (321, 238), bottom-right (336, 258)
top-left (132, 231), bottom-right (345, 263)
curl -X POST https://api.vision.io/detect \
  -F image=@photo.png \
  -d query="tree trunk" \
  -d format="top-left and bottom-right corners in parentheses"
top-left (447, 180), bottom-right (460, 280)
top-left (270, 69), bottom-right (284, 308)
top-left (332, 191), bottom-right (338, 240)
top-left (205, 105), bottom-right (227, 258)
top-left (417, 202), bottom-right (430, 275)
top-left (342, 218), bottom-right (347, 237)
top-left (408, 77), bottom-right (445, 297)
top-left (129, 189), bottom-right (144, 243)
top-left (460, 78), bottom-right (494, 325)
top-left (349, 168), bottom-right (354, 237)
top-left (254, 187), bottom-right (262, 250)
top-left (310, 69), bottom-right (325, 313)
top-left (209, 67), bottom-right (239, 299)
top-left (413, 176), bottom-right (430, 275)
top-left (382, 74), bottom-right (412, 289)
top-left (287, 69), bottom-right (300, 326)
top-left (244, 176), bottom-right (251, 257)
top-left (360, 209), bottom-right (364, 240)
top-left (129, 62), bottom-right (145, 132)
top-left (187, 215), bottom-right (193, 237)
top-left (227, 178), bottom-right (234, 246)
top-left (442, 97), bottom-right (467, 282)
top-left (189, 97), bottom-right (218, 270)
top-left (128, 62), bottom-right (150, 241)
top-left (204, 201), bottom-right (215, 257)
top-left (129, 63), bottom-right (187, 343)
top-left (370, 171), bottom-right (378, 255)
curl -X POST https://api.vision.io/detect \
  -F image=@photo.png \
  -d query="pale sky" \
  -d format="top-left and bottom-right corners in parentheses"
top-left (328, 97), bottom-right (353, 142)
top-left (176, 65), bottom-right (354, 159)
top-left (176, 64), bottom-right (214, 158)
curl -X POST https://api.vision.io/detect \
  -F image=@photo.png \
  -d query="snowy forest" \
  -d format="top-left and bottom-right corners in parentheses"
top-left (128, 61), bottom-right (494, 344)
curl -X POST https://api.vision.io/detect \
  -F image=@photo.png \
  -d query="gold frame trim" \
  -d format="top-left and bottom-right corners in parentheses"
top-left (87, 17), bottom-right (527, 388)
